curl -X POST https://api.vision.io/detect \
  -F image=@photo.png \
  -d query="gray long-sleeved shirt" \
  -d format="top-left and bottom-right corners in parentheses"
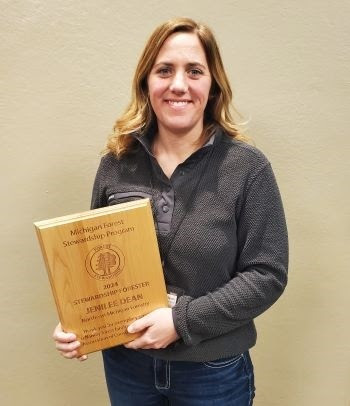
top-left (91, 128), bottom-right (288, 361)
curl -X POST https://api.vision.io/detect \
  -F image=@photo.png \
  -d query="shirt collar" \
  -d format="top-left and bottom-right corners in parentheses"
top-left (132, 127), bottom-right (218, 157)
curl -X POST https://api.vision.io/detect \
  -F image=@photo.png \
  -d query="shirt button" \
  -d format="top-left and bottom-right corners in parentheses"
top-left (180, 170), bottom-right (185, 176)
top-left (162, 205), bottom-right (169, 213)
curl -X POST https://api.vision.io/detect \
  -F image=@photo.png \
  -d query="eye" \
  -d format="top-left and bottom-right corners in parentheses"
top-left (188, 68), bottom-right (203, 78)
top-left (156, 67), bottom-right (172, 77)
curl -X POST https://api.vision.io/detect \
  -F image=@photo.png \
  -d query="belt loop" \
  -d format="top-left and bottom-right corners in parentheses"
top-left (154, 358), bottom-right (170, 390)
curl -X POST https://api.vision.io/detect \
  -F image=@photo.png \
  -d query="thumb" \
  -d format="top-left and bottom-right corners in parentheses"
top-left (127, 315), bottom-right (152, 333)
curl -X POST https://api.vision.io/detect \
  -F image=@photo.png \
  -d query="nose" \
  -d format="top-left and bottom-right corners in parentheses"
top-left (169, 72), bottom-right (188, 94)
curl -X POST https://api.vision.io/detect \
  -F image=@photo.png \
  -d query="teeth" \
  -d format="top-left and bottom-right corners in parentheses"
top-left (168, 101), bottom-right (188, 106)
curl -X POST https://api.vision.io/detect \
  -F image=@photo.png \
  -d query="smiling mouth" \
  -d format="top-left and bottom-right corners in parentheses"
top-left (166, 100), bottom-right (192, 106)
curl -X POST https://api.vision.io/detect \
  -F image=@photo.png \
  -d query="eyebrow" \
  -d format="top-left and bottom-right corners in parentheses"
top-left (153, 61), bottom-right (208, 70)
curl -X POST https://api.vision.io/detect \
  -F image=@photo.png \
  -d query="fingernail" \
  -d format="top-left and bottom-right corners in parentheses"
top-left (127, 325), bottom-right (134, 333)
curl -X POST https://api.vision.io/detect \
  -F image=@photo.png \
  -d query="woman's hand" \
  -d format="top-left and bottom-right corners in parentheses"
top-left (124, 308), bottom-right (179, 350)
top-left (52, 323), bottom-right (88, 361)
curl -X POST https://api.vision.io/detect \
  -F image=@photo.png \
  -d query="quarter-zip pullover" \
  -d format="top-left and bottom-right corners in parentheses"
top-left (91, 128), bottom-right (288, 361)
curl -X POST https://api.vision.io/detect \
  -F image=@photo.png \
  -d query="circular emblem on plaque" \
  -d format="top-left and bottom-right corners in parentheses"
top-left (85, 244), bottom-right (125, 280)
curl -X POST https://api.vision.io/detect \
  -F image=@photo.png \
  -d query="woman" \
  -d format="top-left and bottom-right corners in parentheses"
top-left (53, 17), bottom-right (288, 405)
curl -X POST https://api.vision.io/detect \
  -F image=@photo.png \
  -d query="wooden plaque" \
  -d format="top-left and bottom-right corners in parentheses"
top-left (34, 199), bottom-right (168, 355)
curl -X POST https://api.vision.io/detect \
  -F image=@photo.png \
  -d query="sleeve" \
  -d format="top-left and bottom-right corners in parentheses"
top-left (90, 157), bottom-right (108, 210)
top-left (172, 163), bottom-right (289, 346)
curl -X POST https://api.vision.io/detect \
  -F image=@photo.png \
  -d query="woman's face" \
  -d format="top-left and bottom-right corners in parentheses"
top-left (147, 32), bottom-right (212, 136)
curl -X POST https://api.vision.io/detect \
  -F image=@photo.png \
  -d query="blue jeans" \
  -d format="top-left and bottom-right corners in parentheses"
top-left (102, 346), bottom-right (255, 405)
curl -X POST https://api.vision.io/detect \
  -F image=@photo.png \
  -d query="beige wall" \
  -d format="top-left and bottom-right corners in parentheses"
top-left (1, 1), bottom-right (349, 405)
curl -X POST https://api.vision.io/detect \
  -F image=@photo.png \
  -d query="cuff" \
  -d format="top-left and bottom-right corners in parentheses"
top-left (172, 295), bottom-right (202, 346)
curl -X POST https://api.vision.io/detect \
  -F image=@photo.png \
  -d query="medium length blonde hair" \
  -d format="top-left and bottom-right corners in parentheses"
top-left (106, 17), bottom-right (246, 156)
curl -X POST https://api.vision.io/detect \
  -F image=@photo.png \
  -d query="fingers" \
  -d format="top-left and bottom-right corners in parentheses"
top-left (124, 336), bottom-right (163, 350)
top-left (55, 339), bottom-right (82, 359)
top-left (127, 315), bottom-right (151, 334)
top-left (53, 323), bottom-right (77, 343)
top-left (59, 349), bottom-right (79, 359)
top-left (53, 322), bottom-right (83, 360)
top-left (124, 308), bottom-right (179, 350)
top-left (55, 339), bottom-right (81, 353)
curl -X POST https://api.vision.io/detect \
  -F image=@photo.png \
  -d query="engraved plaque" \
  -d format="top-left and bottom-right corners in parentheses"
top-left (34, 199), bottom-right (168, 355)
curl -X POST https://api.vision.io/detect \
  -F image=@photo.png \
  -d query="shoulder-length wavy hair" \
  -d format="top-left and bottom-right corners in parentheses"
top-left (106, 17), bottom-right (246, 156)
